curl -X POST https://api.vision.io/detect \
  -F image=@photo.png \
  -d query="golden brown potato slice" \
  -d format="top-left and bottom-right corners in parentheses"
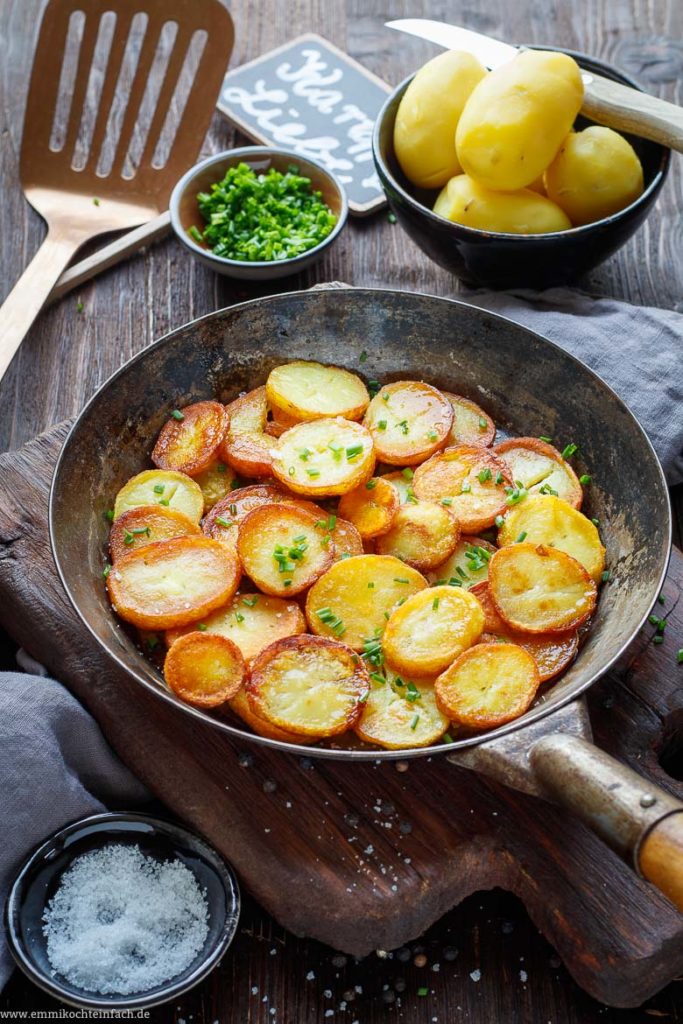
top-left (166, 592), bottom-right (306, 664)
top-left (338, 477), bottom-right (399, 539)
top-left (113, 470), bottom-right (204, 523)
top-left (497, 494), bottom-right (605, 581)
top-left (305, 554), bottom-right (427, 651)
top-left (363, 381), bottom-right (453, 465)
top-left (247, 635), bottom-right (369, 737)
top-left (435, 642), bottom-right (540, 729)
top-left (152, 401), bottom-right (229, 476)
top-left (192, 458), bottom-right (237, 510)
top-left (494, 437), bottom-right (582, 508)
top-left (266, 360), bottom-right (369, 422)
top-left (375, 501), bottom-right (459, 571)
top-left (219, 386), bottom-right (272, 477)
top-left (109, 505), bottom-right (200, 563)
top-left (442, 392), bottom-right (496, 447)
top-left (271, 418), bottom-right (375, 497)
top-left (106, 536), bottom-right (241, 630)
top-left (383, 585), bottom-right (484, 676)
top-left (202, 484), bottom-right (285, 551)
top-left (382, 470), bottom-right (419, 505)
top-left (355, 670), bottom-right (449, 749)
top-left (228, 688), bottom-right (313, 744)
top-left (469, 581), bottom-right (506, 632)
top-left (412, 445), bottom-right (513, 532)
top-left (489, 543), bottom-right (597, 634)
top-left (163, 632), bottom-right (245, 709)
top-left (237, 505), bottom-right (334, 596)
top-left (427, 536), bottom-right (497, 589)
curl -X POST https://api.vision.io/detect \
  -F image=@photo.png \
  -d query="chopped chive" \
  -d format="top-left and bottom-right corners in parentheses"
top-left (283, 580), bottom-right (292, 587)
top-left (658, 594), bottom-right (665, 605)
top-left (539, 483), bottom-right (558, 496)
top-left (461, 481), bottom-right (471, 494)
top-left (367, 380), bottom-right (381, 397)
top-left (432, 597), bottom-right (439, 611)
top-left (153, 484), bottom-right (165, 495)
top-left (92, 197), bottom-right (100, 206)
top-left (477, 467), bottom-right (492, 484)
top-left (76, 300), bottom-right (84, 314)
top-left (648, 614), bottom-right (660, 626)
top-left (242, 596), bottom-right (259, 607)
top-left (406, 486), bottom-right (417, 504)
top-left (515, 531), bottom-right (527, 543)
top-left (366, 478), bottom-right (378, 489)
top-left (405, 681), bottom-right (420, 703)
top-left (307, 469), bottom-right (320, 478)
top-left (215, 516), bottom-right (234, 529)
top-left (357, 692), bottom-right (368, 704)
top-left (105, 508), bottom-right (115, 522)
top-left (346, 444), bottom-right (363, 460)
top-left (654, 636), bottom-right (664, 645)
top-left (394, 577), bottom-right (410, 584)
top-left (382, 392), bottom-right (389, 402)
top-left (402, 468), bottom-right (414, 481)
top-left (601, 570), bottom-right (610, 583)
top-left (288, 466), bottom-right (295, 476)
top-left (495, 471), bottom-right (504, 485)
top-left (197, 623), bottom-right (208, 631)
top-left (561, 442), bottom-right (578, 459)
top-left (428, 430), bottom-right (438, 441)
top-left (131, 526), bottom-right (150, 536)
top-left (579, 474), bottom-right (592, 485)
top-left (456, 567), bottom-right (468, 580)
top-left (359, 350), bottom-right (368, 363)
top-left (397, 596), bottom-right (407, 606)
top-left (159, 498), bottom-right (170, 506)
top-left (235, 612), bottom-right (245, 623)
top-left (298, 448), bottom-right (312, 461)
top-left (377, 420), bottom-right (387, 430)
top-left (410, 714), bottom-right (420, 730)
top-left (539, 435), bottom-right (553, 443)
top-left (478, 417), bottom-right (488, 430)
top-left (188, 225), bottom-right (204, 244)
top-left (102, 563), bottom-right (111, 578)
top-left (368, 581), bottom-right (375, 588)
top-left (591, 517), bottom-right (600, 527)
top-left (494, 515), bottom-right (505, 528)
top-left (370, 671), bottom-right (385, 684)
top-left (447, 577), bottom-right (463, 587)
top-left (387, 211), bottom-right (397, 224)
top-left (398, 420), bottom-right (409, 435)
top-left (677, 650), bottom-right (683, 664)
top-left (171, 409), bottom-right (185, 421)
top-left (441, 498), bottom-right (453, 506)
top-left (217, 463), bottom-right (227, 473)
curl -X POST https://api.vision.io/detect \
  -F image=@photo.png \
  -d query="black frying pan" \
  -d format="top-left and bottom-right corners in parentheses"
top-left (49, 287), bottom-right (682, 907)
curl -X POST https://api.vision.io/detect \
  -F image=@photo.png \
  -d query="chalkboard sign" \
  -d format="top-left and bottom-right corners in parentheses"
top-left (217, 34), bottom-right (391, 216)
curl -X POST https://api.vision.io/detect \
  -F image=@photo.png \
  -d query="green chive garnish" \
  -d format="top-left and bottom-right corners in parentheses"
top-left (171, 409), bottom-right (185, 421)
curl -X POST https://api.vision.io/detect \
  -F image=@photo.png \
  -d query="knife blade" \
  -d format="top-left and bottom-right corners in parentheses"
top-left (385, 19), bottom-right (518, 70)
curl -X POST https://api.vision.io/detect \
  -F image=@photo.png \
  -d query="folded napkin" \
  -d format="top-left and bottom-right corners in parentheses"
top-left (0, 667), bottom-right (149, 990)
top-left (465, 287), bottom-right (683, 486)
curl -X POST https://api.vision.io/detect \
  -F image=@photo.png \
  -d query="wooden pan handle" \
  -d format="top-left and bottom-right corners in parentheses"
top-left (639, 813), bottom-right (683, 910)
top-left (582, 71), bottom-right (683, 153)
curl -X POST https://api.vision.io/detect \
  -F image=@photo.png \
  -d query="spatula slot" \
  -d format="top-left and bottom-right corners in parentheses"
top-left (150, 29), bottom-right (209, 171)
top-left (95, 11), bottom-right (149, 178)
top-left (121, 19), bottom-right (179, 180)
top-left (49, 9), bottom-right (85, 154)
top-left (71, 11), bottom-right (117, 172)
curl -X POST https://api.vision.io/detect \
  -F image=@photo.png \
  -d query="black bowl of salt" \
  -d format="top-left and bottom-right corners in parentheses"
top-left (4, 813), bottom-right (241, 1009)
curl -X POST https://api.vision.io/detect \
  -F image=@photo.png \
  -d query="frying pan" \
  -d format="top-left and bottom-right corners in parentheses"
top-left (49, 287), bottom-right (683, 910)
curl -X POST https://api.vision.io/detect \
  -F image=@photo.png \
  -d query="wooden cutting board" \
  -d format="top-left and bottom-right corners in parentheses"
top-left (1, 422), bottom-right (682, 1009)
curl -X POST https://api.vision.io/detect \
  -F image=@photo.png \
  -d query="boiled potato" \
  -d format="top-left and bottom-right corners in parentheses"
top-left (113, 469), bottom-right (204, 523)
top-left (363, 381), bottom-right (453, 465)
top-left (435, 642), bottom-right (540, 729)
top-left (247, 635), bottom-right (369, 738)
top-left (202, 483), bottom-right (285, 552)
top-left (338, 477), bottom-right (399, 539)
top-left (375, 500), bottom-right (459, 571)
top-left (489, 543), bottom-right (597, 633)
top-left (163, 632), bottom-right (245, 709)
top-left (152, 401), bottom-right (228, 476)
top-left (237, 505), bottom-right (334, 596)
top-left (219, 386), bottom-right (272, 477)
top-left (442, 392), bottom-right (495, 447)
top-left (383, 585), bottom-right (484, 677)
top-left (413, 444), bottom-right (512, 532)
top-left (109, 505), bottom-right (200, 562)
top-left (497, 493), bottom-right (605, 581)
top-left (434, 175), bottom-right (571, 234)
top-left (427, 536), bottom-right (497, 589)
top-left (193, 458), bottom-right (236, 509)
top-left (455, 49), bottom-right (584, 190)
top-left (271, 417), bottom-right (375, 497)
top-left (355, 669), bottom-right (449, 749)
top-left (394, 50), bottom-right (487, 189)
top-left (266, 360), bottom-right (369, 422)
top-left (545, 126), bottom-right (644, 225)
top-left (494, 437), bottom-right (582, 508)
top-left (228, 688), bottom-right (313, 744)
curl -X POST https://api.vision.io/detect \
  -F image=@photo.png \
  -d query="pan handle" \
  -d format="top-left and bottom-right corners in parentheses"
top-left (530, 734), bottom-right (683, 912)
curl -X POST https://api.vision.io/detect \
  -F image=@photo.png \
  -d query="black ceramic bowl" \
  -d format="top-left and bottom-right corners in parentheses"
top-left (372, 49), bottom-right (670, 288)
top-left (4, 813), bottom-right (240, 1010)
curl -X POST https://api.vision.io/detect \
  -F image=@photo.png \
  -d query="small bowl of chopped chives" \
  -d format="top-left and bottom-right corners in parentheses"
top-left (5, 813), bottom-right (240, 1010)
top-left (170, 146), bottom-right (348, 280)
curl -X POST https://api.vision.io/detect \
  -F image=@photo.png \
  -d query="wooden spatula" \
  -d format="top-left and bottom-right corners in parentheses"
top-left (0, 0), bottom-right (234, 382)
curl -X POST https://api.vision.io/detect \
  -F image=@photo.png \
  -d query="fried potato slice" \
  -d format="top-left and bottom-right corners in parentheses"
top-left (435, 642), bottom-right (540, 729)
top-left (237, 505), bottom-right (334, 596)
top-left (442, 392), bottom-right (496, 447)
top-left (382, 470), bottom-right (419, 505)
top-left (412, 445), bottom-right (513, 532)
top-left (375, 501), bottom-right (459, 571)
top-left (383, 585), bottom-right (484, 676)
top-left (469, 581), bottom-right (506, 632)
top-left (228, 688), bottom-right (313, 744)
top-left (163, 632), bottom-right (245, 709)
top-left (109, 505), bottom-right (200, 562)
top-left (219, 386), bottom-right (272, 477)
top-left (494, 437), bottom-right (582, 508)
top-left (202, 484), bottom-right (285, 551)
top-left (266, 360), bottom-right (370, 422)
top-left (338, 477), bottom-right (399, 539)
top-left (489, 543), bottom-right (597, 633)
top-left (271, 418), bottom-right (375, 497)
top-left (427, 535), bottom-right (497, 589)
top-left (305, 554), bottom-right (427, 651)
top-left (497, 494), bottom-right (605, 581)
top-left (355, 670), bottom-right (449, 749)
top-left (113, 469), bottom-right (204, 523)
top-left (107, 536), bottom-right (241, 630)
top-left (363, 381), bottom-right (453, 465)
top-left (278, 498), bottom-right (365, 562)
top-left (192, 458), bottom-right (237, 509)
top-left (166, 592), bottom-right (306, 664)
top-left (152, 401), bottom-right (229, 476)
top-left (247, 635), bottom-right (369, 737)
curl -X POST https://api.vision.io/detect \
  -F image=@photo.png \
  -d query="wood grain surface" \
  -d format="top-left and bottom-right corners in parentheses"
top-left (0, 0), bottom-right (682, 1020)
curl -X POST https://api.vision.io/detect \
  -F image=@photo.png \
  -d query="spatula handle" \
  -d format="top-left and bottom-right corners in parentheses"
top-left (582, 71), bottom-right (683, 153)
top-left (0, 229), bottom-right (83, 383)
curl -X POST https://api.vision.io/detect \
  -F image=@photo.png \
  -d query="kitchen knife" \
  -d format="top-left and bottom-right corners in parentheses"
top-left (386, 19), bottom-right (683, 153)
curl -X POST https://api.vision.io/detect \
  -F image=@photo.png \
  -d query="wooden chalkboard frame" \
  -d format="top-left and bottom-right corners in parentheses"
top-left (217, 33), bottom-right (391, 216)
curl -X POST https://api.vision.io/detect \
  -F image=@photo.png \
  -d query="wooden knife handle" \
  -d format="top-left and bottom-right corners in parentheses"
top-left (582, 71), bottom-right (683, 153)
top-left (639, 813), bottom-right (683, 911)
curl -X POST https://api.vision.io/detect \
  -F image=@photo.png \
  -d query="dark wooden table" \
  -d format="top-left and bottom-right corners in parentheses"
top-left (0, 0), bottom-right (681, 1020)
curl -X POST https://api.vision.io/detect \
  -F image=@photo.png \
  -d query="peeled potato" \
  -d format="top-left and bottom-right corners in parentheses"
top-left (375, 500), bottom-right (459, 571)
top-left (442, 392), bottom-right (495, 447)
top-left (434, 175), bottom-right (571, 234)
top-left (228, 688), bottom-right (313, 744)
top-left (106, 535), bottom-right (241, 630)
top-left (545, 126), bottom-right (644, 226)
top-left (489, 543), bottom-right (597, 633)
top-left (202, 483), bottom-right (284, 551)
top-left (427, 536), bottom-right (497, 589)
top-left (247, 635), bottom-right (369, 738)
top-left (166, 592), bottom-right (306, 664)
top-left (435, 642), bottom-right (540, 729)
top-left (493, 437), bottom-right (582, 508)
top-left (497, 494), bottom-right (605, 581)
top-left (413, 445), bottom-right (512, 532)
top-left (237, 505), bottom-right (334, 596)
top-left (109, 505), bottom-right (200, 562)
top-left (271, 417), bottom-right (375, 497)
top-left (163, 631), bottom-right (245, 709)
top-left (363, 381), bottom-right (453, 466)
top-left (152, 401), bottom-right (228, 477)
top-left (355, 670), bottom-right (449, 749)
top-left (383, 585), bottom-right (484, 677)
top-left (193, 459), bottom-right (236, 509)
top-left (338, 477), bottom-right (399, 539)
top-left (219, 386), bottom-right (272, 477)
top-left (113, 469), bottom-right (204, 523)
top-left (266, 360), bottom-right (369, 422)
top-left (305, 554), bottom-right (427, 651)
